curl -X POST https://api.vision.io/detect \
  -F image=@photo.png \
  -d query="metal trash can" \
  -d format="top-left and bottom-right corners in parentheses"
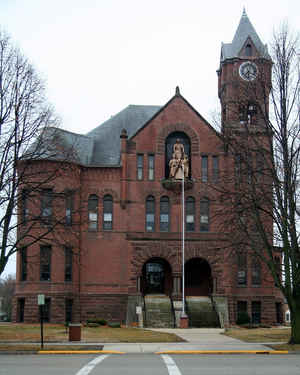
top-left (68, 323), bottom-right (81, 341)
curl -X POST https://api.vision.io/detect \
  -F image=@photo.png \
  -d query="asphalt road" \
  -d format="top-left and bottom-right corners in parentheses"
top-left (1, 354), bottom-right (300, 375)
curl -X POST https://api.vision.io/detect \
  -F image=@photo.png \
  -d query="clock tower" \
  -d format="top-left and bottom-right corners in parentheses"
top-left (217, 9), bottom-right (272, 134)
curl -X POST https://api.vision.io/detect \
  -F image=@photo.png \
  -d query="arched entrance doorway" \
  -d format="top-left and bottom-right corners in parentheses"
top-left (185, 258), bottom-right (212, 296)
top-left (141, 258), bottom-right (172, 295)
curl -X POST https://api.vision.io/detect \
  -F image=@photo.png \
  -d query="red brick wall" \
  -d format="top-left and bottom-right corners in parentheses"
top-left (13, 94), bottom-right (283, 325)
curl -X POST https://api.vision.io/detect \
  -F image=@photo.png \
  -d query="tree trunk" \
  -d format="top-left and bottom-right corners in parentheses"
top-left (289, 299), bottom-right (300, 344)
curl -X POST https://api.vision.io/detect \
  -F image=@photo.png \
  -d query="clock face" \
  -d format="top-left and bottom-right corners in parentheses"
top-left (239, 61), bottom-right (258, 81)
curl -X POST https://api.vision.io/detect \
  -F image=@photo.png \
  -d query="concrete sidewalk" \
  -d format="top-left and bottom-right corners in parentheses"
top-left (0, 328), bottom-right (286, 354)
top-left (102, 328), bottom-right (273, 353)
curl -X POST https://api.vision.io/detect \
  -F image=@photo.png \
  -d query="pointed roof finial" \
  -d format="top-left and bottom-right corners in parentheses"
top-left (175, 86), bottom-right (180, 96)
top-left (242, 7), bottom-right (247, 17)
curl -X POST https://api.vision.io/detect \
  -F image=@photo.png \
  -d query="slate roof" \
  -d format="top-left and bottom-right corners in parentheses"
top-left (86, 105), bottom-right (161, 166)
top-left (29, 105), bottom-right (161, 167)
top-left (23, 127), bottom-right (94, 165)
top-left (221, 9), bottom-right (270, 61)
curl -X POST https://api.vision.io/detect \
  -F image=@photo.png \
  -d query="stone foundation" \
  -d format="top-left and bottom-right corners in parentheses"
top-left (12, 293), bottom-right (128, 324)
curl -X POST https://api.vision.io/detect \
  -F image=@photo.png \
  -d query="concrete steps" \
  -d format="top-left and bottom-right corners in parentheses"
top-left (144, 294), bottom-right (175, 328)
top-left (186, 296), bottom-right (220, 328)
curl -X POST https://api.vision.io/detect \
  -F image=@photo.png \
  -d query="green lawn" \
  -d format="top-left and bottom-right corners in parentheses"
top-left (0, 323), bottom-right (183, 343)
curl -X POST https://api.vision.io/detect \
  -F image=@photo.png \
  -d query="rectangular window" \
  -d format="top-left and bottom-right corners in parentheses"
top-left (251, 301), bottom-right (261, 324)
top-left (201, 156), bottom-right (208, 182)
top-left (237, 252), bottom-right (247, 286)
top-left (239, 105), bottom-right (247, 123)
top-left (88, 195), bottom-right (98, 231)
top-left (146, 197), bottom-right (155, 232)
top-left (103, 195), bottom-right (113, 230)
top-left (137, 154), bottom-right (144, 180)
top-left (160, 198), bottom-right (170, 232)
top-left (41, 189), bottom-right (53, 222)
top-left (64, 247), bottom-right (73, 282)
top-left (17, 298), bottom-right (25, 322)
top-left (40, 245), bottom-right (51, 281)
top-left (65, 191), bottom-right (73, 226)
top-left (237, 301), bottom-right (247, 314)
top-left (21, 189), bottom-right (29, 224)
top-left (20, 247), bottom-right (27, 281)
top-left (212, 156), bottom-right (219, 183)
top-left (146, 214), bottom-right (155, 231)
top-left (200, 200), bottom-right (209, 232)
top-left (251, 257), bottom-right (261, 286)
top-left (148, 155), bottom-right (154, 180)
top-left (186, 197), bottom-right (195, 232)
top-left (65, 299), bottom-right (73, 323)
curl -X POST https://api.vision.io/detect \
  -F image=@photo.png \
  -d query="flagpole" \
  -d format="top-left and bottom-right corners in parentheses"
top-left (182, 163), bottom-right (186, 316)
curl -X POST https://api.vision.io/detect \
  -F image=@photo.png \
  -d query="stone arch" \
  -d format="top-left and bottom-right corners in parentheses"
top-left (141, 257), bottom-right (173, 295)
top-left (185, 257), bottom-right (212, 296)
top-left (99, 188), bottom-right (119, 201)
top-left (156, 123), bottom-right (199, 156)
top-left (131, 243), bottom-right (178, 278)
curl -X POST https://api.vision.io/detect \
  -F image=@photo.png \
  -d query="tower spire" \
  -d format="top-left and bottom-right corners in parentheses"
top-left (220, 8), bottom-right (270, 61)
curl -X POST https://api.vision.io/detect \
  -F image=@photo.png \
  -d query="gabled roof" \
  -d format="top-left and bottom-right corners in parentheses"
top-left (28, 91), bottom-right (218, 167)
top-left (131, 87), bottom-right (220, 141)
top-left (221, 8), bottom-right (270, 61)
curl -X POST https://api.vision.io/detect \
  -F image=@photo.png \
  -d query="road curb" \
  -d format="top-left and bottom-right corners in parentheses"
top-left (156, 350), bottom-right (289, 355)
top-left (37, 350), bottom-right (125, 354)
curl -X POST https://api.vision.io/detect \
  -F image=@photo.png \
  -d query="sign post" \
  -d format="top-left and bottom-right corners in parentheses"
top-left (38, 294), bottom-right (45, 349)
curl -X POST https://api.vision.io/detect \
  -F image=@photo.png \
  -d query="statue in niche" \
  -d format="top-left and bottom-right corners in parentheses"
top-left (168, 139), bottom-right (189, 180)
top-left (173, 138), bottom-right (185, 159)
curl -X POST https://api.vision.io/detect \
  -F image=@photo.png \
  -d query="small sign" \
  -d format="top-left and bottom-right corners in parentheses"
top-left (136, 306), bottom-right (142, 315)
top-left (38, 294), bottom-right (45, 305)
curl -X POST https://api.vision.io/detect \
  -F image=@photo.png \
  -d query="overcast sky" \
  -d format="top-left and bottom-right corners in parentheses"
top-left (1, 0), bottom-right (299, 278)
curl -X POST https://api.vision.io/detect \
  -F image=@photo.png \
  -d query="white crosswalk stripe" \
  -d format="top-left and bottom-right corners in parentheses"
top-left (75, 354), bottom-right (110, 375)
top-left (161, 355), bottom-right (182, 375)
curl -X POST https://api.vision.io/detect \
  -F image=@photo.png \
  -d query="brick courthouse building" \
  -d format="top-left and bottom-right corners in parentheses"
top-left (13, 11), bottom-right (283, 326)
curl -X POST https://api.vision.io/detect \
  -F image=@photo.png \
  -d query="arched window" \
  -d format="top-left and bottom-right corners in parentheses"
top-left (251, 256), bottom-right (261, 285)
top-left (88, 194), bottom-right (98, 230)
top-left (160, 196), bottom-right (170, 232)
top-left (245, 44), bottom-right (252, 56)
top-left (146, 196), bottom-right (155, 232)
top-left (103, 195), bottom-right (113, 230)
top-left (200, 198), bottom-right (209, 232)
top-left (186, 197), bottom-right (195, 232)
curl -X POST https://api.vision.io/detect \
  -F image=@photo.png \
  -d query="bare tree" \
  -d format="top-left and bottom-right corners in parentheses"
top-left (215, 24), bottom-right (300, 343)
top-left (0, 275), bottom-right (16, 321)
top-left (0, 30), bottom-right (80, 278)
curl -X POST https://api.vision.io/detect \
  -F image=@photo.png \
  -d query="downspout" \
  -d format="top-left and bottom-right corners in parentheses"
top-left (120, 128), bottom-right (128, 209)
